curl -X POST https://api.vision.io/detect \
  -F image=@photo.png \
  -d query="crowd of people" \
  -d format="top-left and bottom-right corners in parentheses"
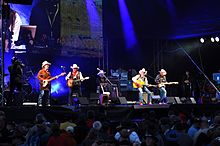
top-left (1, 108), bottom-right (220, 146)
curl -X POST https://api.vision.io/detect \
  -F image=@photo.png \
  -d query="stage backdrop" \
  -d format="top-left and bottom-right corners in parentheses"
top-left (60, 0), bottom-right (103, 58)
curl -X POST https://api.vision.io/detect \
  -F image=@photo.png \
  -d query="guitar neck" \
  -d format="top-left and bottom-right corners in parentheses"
top-left (48, 74), bottom-right (62, 82)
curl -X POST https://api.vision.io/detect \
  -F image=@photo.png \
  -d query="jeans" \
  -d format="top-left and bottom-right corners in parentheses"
top-left (38, 90), bottom-right (50, 105)
top-left (159, 87), bottom-right (167, 103)
top-left (138, 86), bottom-right (153, 103)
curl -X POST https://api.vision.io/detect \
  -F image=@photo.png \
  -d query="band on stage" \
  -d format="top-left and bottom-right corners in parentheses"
top-left (4, 56), bottom-right (183, 106)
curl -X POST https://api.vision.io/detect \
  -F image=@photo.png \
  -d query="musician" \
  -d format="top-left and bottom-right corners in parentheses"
top-left (37, 61), bottom-right (54, 106)
top-left (182, 71), bottom-right (193, 98)
top-left (96, 70), bottom-right (111, 105)
top-left (155, 69), bottom-right (167, 104)
top-left (65, 64), bottom-right (84, 106)
top-left (132, 68), bottom-right (153, 105)
top-left (7, 57), bottom-right (25, 105)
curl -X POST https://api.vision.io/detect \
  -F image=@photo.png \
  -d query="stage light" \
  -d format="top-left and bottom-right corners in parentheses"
top-left (200, 38), bottom-right (205, 43)
top-left (215, 37), bottom-right (219, 42)
top-left (211, 37), bottom-right (215, 42)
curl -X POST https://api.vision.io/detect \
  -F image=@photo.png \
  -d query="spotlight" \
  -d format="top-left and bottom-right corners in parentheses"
top-left (215, 37), bottom-right (219, 42)
top-left (200, 38), bottom-right (205, 43)
top-left (211, 37), bottom-right (215, 42)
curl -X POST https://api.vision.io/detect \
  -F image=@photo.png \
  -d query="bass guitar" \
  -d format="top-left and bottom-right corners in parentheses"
top-left (42, 72), bottom-right (66, 87)
top-left (67, 77), bottom-right (89, 88)
top-left (157, 82), bottom-right (178, 88)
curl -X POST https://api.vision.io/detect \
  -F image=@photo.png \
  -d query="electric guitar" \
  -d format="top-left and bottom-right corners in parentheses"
top-left (133, 80), bottom-right (157, 88)
top-left (157, 82), bottom-right (179, 88)
top-left (42, 72), bottom-right (66, 87)
top-left (67, 77), bottom-right (90, 88)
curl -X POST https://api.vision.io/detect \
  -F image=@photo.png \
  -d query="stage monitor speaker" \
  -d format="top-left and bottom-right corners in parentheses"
top-left (118, 97), bottom-right (127, 104)
top-left (167, 97), bottom-right (176, 104)
top-left (190, 97), bottom-right (197, 104)
top-left (78, 97), bottom-right (89, 105)
top-left (174, 97), bottom-right (182, 104)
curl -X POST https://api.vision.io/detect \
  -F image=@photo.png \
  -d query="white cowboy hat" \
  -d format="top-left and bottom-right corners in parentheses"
top-left (159, 69), bottom-right (167, 73)
top-left (97, 70), bottom-right (106, 76)
top-left (139, 68), bottom-right (147, 74)
top-left (70, 64), bottom-right (79, 69)
top-left (42, 61), bottom-right (51, 68)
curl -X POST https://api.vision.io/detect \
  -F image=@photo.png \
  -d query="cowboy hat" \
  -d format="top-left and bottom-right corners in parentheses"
top-left (159, 69), bottom-right (166, 73)
top-left (70, 64), bottom-right (79, 69)
top-left (42, 61), bottom-right (51, 68)
top-left (139, 68), bottom-right (147, 74)
top-left (60, 121), bottom-right (77, 130)
top-left (97, 70), bottom-right (106, 76)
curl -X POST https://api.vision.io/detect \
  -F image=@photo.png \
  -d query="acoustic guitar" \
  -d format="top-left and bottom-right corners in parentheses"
top-left (67, 77), bottom-right (89, 88)
top-left (133, 80), bottom-right (157, 88)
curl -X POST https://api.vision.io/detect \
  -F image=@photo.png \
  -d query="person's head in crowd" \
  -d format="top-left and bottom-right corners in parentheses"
top-left (214, 115), bottom-right (220, 125)
top-left (35, 113), bottom-right (46, 124)
top-left (65, 125), bottom-right (74, 134)
top-left (200, 116), bottom-right (209, 129)
top-left (86, 110), bottom-right (95, 128)
top-left (0, 115), bottom-right (6, 131)
top-left (6, 121), bottom-right (16, 135)
top-left (0, 110), bottom-right (5, 117)
top-left (144, 134), bottom-right (158, 146)
top-left (60, 121), bottom-right (76, 133)
top-left (192, 117), bottom-right (201, 128)
top-left (93, 121), bottom-right (102, 131)
top-left (159, 117), bottom-right (171, 133)
top-left (175, 122), bottom-right (188, 133)
top-left (168, 110), bottom-right (176, 117)
top-left (179, 112), bottom-right (187, 123)
top-left (50, 123), bottom-right (61, 136)
top-left (211, 137), bottom-right (220, 146)
top-left (169, 115), bottom-right (180, 126)
top-left (207, 124), bottom-right (220, 141)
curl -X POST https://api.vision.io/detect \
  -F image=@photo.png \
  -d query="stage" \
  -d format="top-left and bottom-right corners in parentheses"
top-left (1, 103), bottom-right (220, 123)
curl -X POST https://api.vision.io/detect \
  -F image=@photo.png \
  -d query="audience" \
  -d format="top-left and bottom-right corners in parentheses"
top-left (0, 107), bottom-right (220, 146)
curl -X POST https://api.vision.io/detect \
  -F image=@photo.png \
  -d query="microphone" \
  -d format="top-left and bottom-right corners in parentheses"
top-left (61, 66), bottom-right (65, 68)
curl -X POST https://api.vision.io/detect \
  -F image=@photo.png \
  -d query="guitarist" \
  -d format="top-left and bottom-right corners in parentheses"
top-left (37, 61), bottom-right (55, 106)
top-left (65, 64), bottom-right (84, 106)
top-left (155, 69), bottom-right (168, 104)
top-left (132, 68), bottom-right (153, 105)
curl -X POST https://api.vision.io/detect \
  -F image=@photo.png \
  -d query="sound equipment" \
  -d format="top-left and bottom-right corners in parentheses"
top-left (190, 97), bottom-right (197, 104)
top-left (118, 97), bottom-right (127, 104)
top-left (167, 97), bottom-right (176, 104)
top-left (174, 97), bottom-right (182, 104)
top-left (78, 97), bottom-right (89, 105)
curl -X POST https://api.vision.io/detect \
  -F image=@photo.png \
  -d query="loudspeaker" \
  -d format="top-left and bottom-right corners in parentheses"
top-left (190, 97), bottom-right (197, 104)
top-left (167, 97), bottom-right (176, 104)
top-left (78, 97), bottom-right (89, 105)
top-left (174, 97), bottom-right (182, 104)
top-left (118, 97), bottom-right (127, 104)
